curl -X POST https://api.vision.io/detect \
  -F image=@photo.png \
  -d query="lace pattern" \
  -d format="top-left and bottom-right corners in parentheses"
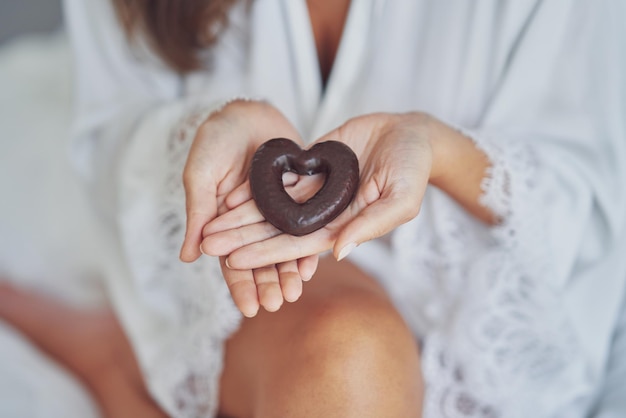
top-left (388, 132), bottom-right (589, 417)
top-left (118, 103), bottom-right (242, 417)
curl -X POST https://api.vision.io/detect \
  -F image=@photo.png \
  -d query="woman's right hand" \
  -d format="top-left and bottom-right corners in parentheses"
top-left (180, 99), bottom-right (301, 261)
top-left (179, 99), bottom-right (316, 317)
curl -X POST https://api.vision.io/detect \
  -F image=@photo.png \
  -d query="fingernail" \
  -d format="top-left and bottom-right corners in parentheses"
top-left (199, 244), bottom-right (205, 255)
top-left (242, 306), bottom-right (258, 318)
top-left (264, 299), bottom-right (283, 313)
top-left (337, 242), bottom-right (357, 261)
top-left (225, 257), bottom-right (232, 269)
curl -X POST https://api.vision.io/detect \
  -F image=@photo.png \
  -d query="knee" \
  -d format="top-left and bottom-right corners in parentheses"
top-left (298, 288), bottom-right (419, 377)
top-left (262, 288), bottom-right (423, 416)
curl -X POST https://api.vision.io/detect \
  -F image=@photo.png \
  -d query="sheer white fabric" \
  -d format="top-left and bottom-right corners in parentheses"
top-left (63, 0), bottom-right (626, 416)
top-left (117, 104), bottom-right (242, 415)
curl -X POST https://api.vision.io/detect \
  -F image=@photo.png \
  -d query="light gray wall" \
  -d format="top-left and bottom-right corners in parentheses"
top-left (0, 0), bottom-right (63, 44)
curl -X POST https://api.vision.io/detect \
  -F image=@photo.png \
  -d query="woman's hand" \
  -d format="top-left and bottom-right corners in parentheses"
top-left (180, 99), bottom-right (302, 261)
top-left (179, 99), bottom-right (318, 317)
top-left (201, 112), bottom-right (443, 269)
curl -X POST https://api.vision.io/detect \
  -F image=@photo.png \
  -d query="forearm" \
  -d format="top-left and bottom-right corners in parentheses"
top-left (425, 115), bottom-right (498, 225)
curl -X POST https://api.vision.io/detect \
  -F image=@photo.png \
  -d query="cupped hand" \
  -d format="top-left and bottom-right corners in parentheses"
top-left (179, 99), bottom-right (304, 261)
top-left (201, 112), bottom-right (437, 271)
top-left (179, 99), bottom-right (318, 317)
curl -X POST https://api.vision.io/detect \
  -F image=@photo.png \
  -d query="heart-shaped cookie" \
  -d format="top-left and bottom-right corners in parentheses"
top-left (249, 138), bottom-right (360, 236)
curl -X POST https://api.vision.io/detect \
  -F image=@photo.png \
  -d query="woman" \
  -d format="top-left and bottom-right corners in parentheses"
top-left (2, 0), bottom-right (625, 417)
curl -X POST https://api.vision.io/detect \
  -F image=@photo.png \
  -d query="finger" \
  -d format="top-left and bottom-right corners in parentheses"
top-left (224, 171), bottom-right (313, 213)
top-left (180, 180), bottom-right (218, 262)
top-left (253, 265), bottom-right (284, 312)
top-left (220, 257), bottom-right (259, 317)
top-left (285, 173), bottom-right (326, 203)
top-left (297, 255), bottom-right (319, 281)
top-left (226, 227), bottom-right (335, 270)
top-left (282, 171), bottom-right (299, 187)
top-left (223, 176), bottom-right (371, 268)
top-left (224, 180), bottom-right (252, 210)
top-left (201, 221), bottom-right (281, 256)
top-left (334, 183), bottom-right (424, 261)
top-left (202, 199), bottom-right (265, 237)
top-left (277, 261), bottom-right (303, 302)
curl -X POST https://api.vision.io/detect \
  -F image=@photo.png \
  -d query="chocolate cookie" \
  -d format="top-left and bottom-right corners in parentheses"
top-left (249, 138), bottom-right (359, 236)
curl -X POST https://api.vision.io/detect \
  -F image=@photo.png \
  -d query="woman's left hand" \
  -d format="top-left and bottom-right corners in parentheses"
top-left (200, 112), bottom-right (440, 269)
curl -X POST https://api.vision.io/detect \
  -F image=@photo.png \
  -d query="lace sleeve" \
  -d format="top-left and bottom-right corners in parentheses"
top-left (116, 102), bottom-right (246, 417)
top-left (386, 128), bottom-right (594, 418)
top-left (434, 131), bottom-right (590, 417)
top-left (468, 131), bottom-right (547, 272)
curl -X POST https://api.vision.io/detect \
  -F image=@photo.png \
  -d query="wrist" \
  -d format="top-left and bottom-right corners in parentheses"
top-left (426, 116), bottom-right (450, 188)
top-left (402, 112), bottom-right (447, 187)
top-left (422, 115), bottom-right (473, 190)
top-left (218, 97), bottom-right (270, 122)
top-left (422, 117), bottom-right (497, 224)
top-left (201, 98), bottom-right (273, 140)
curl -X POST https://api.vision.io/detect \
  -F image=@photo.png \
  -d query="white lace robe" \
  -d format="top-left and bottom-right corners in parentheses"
top-left (64, 0), bottom-right (626, 416)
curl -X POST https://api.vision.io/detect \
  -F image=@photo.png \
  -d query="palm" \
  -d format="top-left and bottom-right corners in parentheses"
top-left (180, 100), bottom-right (320, 317)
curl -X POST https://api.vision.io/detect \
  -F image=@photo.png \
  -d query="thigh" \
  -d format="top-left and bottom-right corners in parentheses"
top-left (218, 256), bottom-right (423, 418)
top-left (0, 321), bottom-right (100, 418)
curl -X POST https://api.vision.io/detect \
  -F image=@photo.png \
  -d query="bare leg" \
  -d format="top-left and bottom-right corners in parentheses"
top-left (0, 281), bottom-right (166, 418)
top-left (0, 258), bottom-right (423, 418)
top-left (218, 257), bottom-right (424, 418)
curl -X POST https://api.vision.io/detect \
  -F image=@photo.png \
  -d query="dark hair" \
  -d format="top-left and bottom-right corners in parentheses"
top-left (112, 0), bottom-right (239, 73)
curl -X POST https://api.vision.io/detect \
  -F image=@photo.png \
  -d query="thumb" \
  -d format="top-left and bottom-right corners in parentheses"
top-left (333, 182), bottom-right (422, 261)
top-left (180, 178), bottom-right (218, 262)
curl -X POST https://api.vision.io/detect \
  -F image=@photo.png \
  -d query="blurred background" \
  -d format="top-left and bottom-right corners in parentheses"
top-left (0, 2), bottom-right (105, 416)
top-left (0, 0), bottom-right (63, 44)
top-left (0, 0), bottom-right (106, 315)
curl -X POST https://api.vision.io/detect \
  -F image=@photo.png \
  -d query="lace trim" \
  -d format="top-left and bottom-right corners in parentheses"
top-left (389, 131), bottom-right (589, 417)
